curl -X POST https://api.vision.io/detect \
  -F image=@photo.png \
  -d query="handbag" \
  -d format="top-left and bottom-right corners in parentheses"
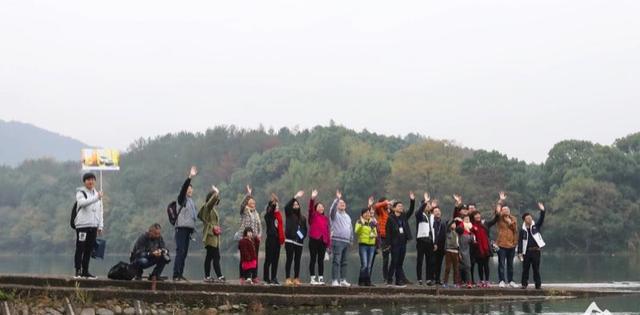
top-left (213, 225), bottom-right (222, 236)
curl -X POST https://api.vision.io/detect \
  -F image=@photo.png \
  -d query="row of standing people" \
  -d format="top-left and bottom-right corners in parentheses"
top-left (73, 167), bottom-right (546, 290)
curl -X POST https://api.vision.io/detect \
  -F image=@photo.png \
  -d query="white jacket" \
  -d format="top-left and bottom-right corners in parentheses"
top-left (75, 186), bottom-right (104, 229)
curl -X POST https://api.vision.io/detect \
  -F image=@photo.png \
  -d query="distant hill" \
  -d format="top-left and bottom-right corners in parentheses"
top-left (0, 120), bottom-right (88, 166)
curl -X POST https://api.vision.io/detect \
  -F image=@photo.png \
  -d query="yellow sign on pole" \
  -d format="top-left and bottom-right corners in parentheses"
top-left (81, 148), bottom-right (120, 171)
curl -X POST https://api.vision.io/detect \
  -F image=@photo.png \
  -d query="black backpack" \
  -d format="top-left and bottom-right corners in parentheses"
top-left (107, 262), bottom-right (136, 281)
top-left (167, 201), bottom-right (183, 226)
top-left (70, 191), bottom-right (88, 230)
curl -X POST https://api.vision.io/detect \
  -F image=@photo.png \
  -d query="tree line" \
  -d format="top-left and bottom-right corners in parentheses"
top-left (0, 123), bottom-right (638, 254)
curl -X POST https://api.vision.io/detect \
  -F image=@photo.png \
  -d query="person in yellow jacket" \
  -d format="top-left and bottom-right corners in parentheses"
top-left (355, 208), bottom-right (377, 286)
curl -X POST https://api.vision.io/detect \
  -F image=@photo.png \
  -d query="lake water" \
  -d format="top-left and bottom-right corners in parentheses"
top-left (1, 253), bottom-right (639, 314)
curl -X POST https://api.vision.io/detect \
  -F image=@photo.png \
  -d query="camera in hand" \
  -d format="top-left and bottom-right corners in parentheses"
top-left (160, 248), bottom-right (171, 263)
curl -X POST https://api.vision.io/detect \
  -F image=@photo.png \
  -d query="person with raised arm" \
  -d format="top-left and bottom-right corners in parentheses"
top-left (487, 191), bottom-right (519, 288)
top-left (518, 202), bottom-right (547, 290)
top-left (172, 166), bottom-right (199, 282)
top-left (73, 172), bottom-right (104, 279)
top-left (431, 201), bottom-right (447, 286)
top-left (197, 185), bottom-right (225, 283)
top-left (373, 197), bottom-right (392, 283)
top-left (385, 191), bottom-right (415, 287)
top-left (236, 185), bottom-right (262, 283)
top-left (469, 208), bottom-right (492, 288)
top-left (355, 206), bottom-right (377, 287)
top-left (284, 190), bottom-right (307, 286)
top-left (308, 189), bottom-right (331, 285)
top-left (330, 190), bottom-right (354, 287)
top-left (263, 193), bottom-right (285, 285)
top-left (415, 192), bottom-right (436, 286)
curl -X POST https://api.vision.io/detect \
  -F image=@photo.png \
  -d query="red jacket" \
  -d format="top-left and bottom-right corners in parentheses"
top-left (239, 238), bottom-right (257, 263)
top-left (472, 221), bottom-right (491, 258)
top-left (275, 210), bottom-right (285, 245)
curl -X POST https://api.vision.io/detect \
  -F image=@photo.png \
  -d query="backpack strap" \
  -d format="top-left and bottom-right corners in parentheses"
top-left (77, 191), bottom-right (88, 210)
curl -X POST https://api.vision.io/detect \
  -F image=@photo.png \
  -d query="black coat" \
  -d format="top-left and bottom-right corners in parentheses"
top-left (130, 232), bottom-right (166, 262)
top-left (385, 199), bottom-right (415, 247)
top-left (284, 198), bottom-right (307, 244)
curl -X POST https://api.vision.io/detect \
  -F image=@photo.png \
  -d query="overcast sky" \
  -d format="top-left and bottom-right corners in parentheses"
top-left (1, 0), bottom-right (638, 163)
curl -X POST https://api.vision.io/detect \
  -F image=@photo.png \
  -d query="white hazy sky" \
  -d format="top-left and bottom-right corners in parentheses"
top-left (1, 0), bottom-right (639, 163)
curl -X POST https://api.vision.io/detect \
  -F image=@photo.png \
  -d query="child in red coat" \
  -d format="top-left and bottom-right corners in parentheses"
top-left (239, 227), bottom-right (258, 284)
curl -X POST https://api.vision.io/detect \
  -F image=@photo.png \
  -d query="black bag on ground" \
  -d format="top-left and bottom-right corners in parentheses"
top-left (70, 191), bottom-right (87, 229)
top-left (107, 262), bottom-right (136, 281)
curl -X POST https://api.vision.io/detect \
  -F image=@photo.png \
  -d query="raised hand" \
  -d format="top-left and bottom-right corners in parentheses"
top-left (409, 191), bottom-right (415, 200)
top-left (311, 189), bottom-right (319, 200)
top-left (211, 185), bottom-right (219, 194)
top-left (294, 190), bottom-right (305, 199)
top-left (499, 191), bottom-right (507, 201)
top-left (424, 192), bottom-right (430, 203)
top-left (453, 194), bottom-right (462, 205)
top-left (368, 196), bottom-right (374, 207)
top-left (189, 166), bottom-right (198, 178)
top-left (246, 185), bottom-right (252, 196)
top-left (271, 193), bottom-right (279, 203)
top-left (538, 202), bottom-right (545, 211)
top-left (336, 190), bottom-right (342, 200)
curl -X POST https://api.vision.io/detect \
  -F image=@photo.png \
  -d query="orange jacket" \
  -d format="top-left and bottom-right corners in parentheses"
top-left (374, 201), bottom-right (390, 238)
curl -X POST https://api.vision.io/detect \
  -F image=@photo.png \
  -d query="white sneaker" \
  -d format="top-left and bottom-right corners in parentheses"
top-left (331, 280), bottom-right (340, 287)
top-left (310, 276), bottom-right (319, 285)
top-left (340, 280), bottom-right (351, 287)
top-left (318, 276), bottom-right (325, 285)
top-left (509, 281), bottom-right (518, 288)
top-left (499, 281), bottom-right (506, 288)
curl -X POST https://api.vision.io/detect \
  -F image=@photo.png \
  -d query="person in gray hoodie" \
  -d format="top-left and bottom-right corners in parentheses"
top-left (330, 190), bottom-right (353, 287)
top-left (74, 172), bottom-right (104, 279)
top-left (172, 166), bottom-right (199, 281)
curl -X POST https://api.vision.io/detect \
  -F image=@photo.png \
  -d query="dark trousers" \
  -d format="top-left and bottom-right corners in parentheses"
top-left (380, 237), bottom-right (390, 281)
top-left (476, 256), bottom-right (490, 281)
top-left (131, 255), bottom-right (167, 278)
top-left (173, 227), bottom-right (193, 278)
top-left (387, 243), bottom-right (407, 284)
top-left (497, 247), bottom-right (516, 283)
top-left (263, 237), bottom-right (281, 281)
top-left (308, 238), bottom-right (326, 277)
top-left (416, 238), bottom-right (435, 281)
top-left (434, 250), bottom-right (445, 282)
top-left (285, 243), bottom-right (303, 278)
top-left (522, 250), bottom-right (542, 288)
top-left (74, 227), bottom-right (97, 273)
top-left (241, 268), bottom-right (257, 280)
top-left (204, 246), bottom-right (222, 278)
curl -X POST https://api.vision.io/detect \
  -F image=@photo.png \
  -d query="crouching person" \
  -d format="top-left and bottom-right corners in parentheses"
top-left (130, 223), bottom-right (170, 281)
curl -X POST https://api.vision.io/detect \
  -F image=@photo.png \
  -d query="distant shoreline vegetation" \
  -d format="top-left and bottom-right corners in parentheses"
top-left (0, 124), bottom-right (638, 254)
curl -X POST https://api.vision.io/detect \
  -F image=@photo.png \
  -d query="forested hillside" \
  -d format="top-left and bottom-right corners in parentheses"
top-left (1, 124), bottom-right (638, 254)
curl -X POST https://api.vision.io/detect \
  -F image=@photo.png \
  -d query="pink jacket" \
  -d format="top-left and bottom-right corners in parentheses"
top-left (308, 198), bottom-right (331, 248)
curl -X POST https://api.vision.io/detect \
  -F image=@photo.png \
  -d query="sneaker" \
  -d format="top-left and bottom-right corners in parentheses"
top-left (417, 280), bottom-right (423, 286)
top-left (466, 282), bottom-right (473, 289)
top-left (535, 286), bottom-right (542, 290)
top-left (339, 280), bottom-right (351, 287)
top-left (285, 278), bottom-right (294, 286)
top-left (239, 278), bottom-right (245, 285)
top-left (386, 281), bottom-right (394, 287)
top-left (81, 273), bottom-right (97, 279)
top-left (509, 281), bottom-right (518, 288)
top-left (252, 278), bottom-right (260, 285)
top-left (310, 276), bottom-right (319, 285)
top-left (73, 270), bottom-right (82, 279)
top-left (217, 276), bottom-right (226, 283)
top-left (435, 281), bottom-right (443, 286)
top-left (521, 285), bottom-right (528, 290)
top-left (318, 276), bottom-right (325, 285)
top-left (245, 278), bottom-right (253, 285)
top-left (395, 283), bottom-right (407, 288)
top-left (331, 280), bottom-right (340, 287)
top-left (499, 281), bottom-right (506, 288)
top-left (426, 280), bottom-right (434, 286)
top-left (293, 278), bottom-right (301, 286)
top-left (204, 276), bottom-right (214, 283)
top-left (271, 279), bottom-right (280, 286)
top-left (441, 283), bottom-right (449, 288)
top-left (263, 279), bottom-right (271, 285)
